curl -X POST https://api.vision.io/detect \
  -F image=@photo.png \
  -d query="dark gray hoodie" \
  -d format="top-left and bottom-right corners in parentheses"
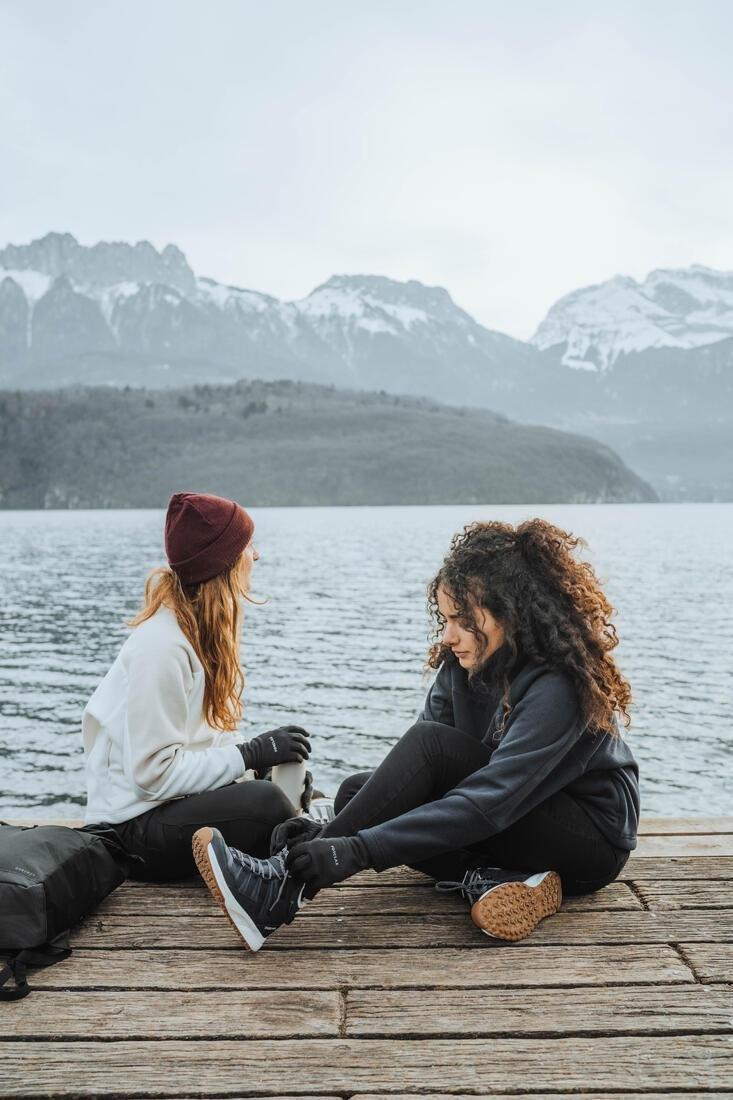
top-left (360, 652), bottom-right (639, 871)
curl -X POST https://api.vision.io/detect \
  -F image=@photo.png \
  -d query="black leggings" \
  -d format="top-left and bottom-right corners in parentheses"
top-left (111, 780), bottom-right (294, 881)
top-left (325, 721), bottom-right (628, 895)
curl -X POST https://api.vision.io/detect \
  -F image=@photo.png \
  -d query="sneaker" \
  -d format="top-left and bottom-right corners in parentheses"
top-left (436, 866), bottom-right (562, 942)
top-left (192, 826), bottom-right (305, 952)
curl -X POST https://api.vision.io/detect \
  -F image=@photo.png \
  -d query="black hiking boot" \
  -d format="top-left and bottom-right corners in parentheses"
top-left (436, 866), bottom-right (562, 942)
top-left (192, 826), bottom-right (305, 951)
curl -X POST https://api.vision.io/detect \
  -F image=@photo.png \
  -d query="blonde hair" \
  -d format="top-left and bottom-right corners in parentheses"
top-left (128, 554), bottom-right (254, 730)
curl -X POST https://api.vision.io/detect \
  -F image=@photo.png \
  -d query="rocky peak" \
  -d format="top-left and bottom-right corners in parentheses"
top-left (298, 274), bottom-right (472, 329)
top-left (531, 264), bottom-right (733, 370)
top-left (0, 232), bottom-right (196, 295)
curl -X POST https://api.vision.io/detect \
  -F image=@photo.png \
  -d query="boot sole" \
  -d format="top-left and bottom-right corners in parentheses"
top-left (192, 827), bottom-right (265, 952)
top-left (470, 870), bottom-right (562, 942)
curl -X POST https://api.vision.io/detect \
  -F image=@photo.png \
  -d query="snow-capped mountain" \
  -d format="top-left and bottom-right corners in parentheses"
top-left (0, 233), bottom-right (544, 405)
top-left (2, 234), bottom-right (732, 500)
top-left (532, 265), bottom-right (733, 370)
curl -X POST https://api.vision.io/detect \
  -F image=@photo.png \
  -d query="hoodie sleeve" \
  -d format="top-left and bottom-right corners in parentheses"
top-left (360, 670), bottom-right (586, 871)
top-left (418, 661), bottom-right (455, 725)
top-left (122, 638), bottom-right (246, 803)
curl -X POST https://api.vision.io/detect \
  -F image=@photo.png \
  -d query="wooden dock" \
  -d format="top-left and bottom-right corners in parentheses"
top-left (3, 817), bottom-right (733, 1098)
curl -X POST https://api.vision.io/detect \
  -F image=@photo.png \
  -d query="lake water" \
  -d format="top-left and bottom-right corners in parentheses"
top-left (0, 504), bottom-right (731, 819)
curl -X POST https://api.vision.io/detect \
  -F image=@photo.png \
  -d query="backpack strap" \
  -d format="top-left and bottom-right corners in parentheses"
top-left (0, 934), bottom-right (71, 1001)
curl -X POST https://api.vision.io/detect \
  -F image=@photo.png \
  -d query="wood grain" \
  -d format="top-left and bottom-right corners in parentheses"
top-left (18, 945), bottom-right (694, 991)
top-left (678, 943), bottom-right (733, 983)
top-left (636, 880), bottom-right (733, 910)
top-left (99, 879), bottom-right (639, 917)
top-left (344, 985), bottom-right (733, 1037)
top-left (3, 990), bottom-right (341, 1039)
top-left (1, 1037), bottom-right (730, 1096)
top-left (637, 817), bottom-right (733, 835)
top-left (7, 818), bottom-right (732, 1099)
top-left (69, 908), bottom-right (733, 950)
top-left (633, 834), bottom-right (733, 856)
top-left (624, 856), bottom-right (733, 880)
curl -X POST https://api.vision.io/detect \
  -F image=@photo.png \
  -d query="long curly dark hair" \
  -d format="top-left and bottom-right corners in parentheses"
top-left (427, 518), bottom-right (632, 734)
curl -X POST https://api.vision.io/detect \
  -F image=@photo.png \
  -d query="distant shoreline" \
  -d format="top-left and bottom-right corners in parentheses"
top-left (0, 379), bottom-right (656, 509)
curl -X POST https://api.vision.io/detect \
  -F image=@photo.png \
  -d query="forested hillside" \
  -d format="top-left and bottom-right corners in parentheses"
top-left (0, 380), bottom-right (656, 508)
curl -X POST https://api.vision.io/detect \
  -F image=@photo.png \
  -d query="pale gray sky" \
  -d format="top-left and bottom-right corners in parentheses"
top-left (2, 0), bottom-right (732, 338)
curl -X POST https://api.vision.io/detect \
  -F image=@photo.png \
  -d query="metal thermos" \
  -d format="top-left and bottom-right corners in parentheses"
top-left (271, 760), bottom-right (306, 813)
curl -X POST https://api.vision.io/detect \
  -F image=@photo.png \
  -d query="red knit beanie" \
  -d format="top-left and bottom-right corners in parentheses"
top-left (164, 492), bottom-right (254, 585)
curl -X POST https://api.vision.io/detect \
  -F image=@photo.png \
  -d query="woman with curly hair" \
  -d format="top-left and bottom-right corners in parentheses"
top-left (192, 518), bottom-right (639, 950)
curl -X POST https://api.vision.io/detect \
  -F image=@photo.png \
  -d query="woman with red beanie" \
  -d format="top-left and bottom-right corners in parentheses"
top-left (81, 491), bottom-right (312, 881)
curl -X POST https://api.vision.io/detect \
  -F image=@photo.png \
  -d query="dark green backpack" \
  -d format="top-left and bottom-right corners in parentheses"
top-left (0, 823), bottom-right (128, 1000)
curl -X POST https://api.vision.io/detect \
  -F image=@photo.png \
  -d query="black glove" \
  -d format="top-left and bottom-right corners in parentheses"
top-left (286, 835), bottom-right (370, 892)
top-left (270, 813), bottom-right (322, 855)
top-left (301, 769), bottom-right (314, 813)
top-left (240, 725), bottom-right (311, 773)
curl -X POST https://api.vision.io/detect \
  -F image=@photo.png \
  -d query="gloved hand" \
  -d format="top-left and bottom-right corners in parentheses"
top-left (286, 835), bottom-right (370, 892)
top-left (270, 813), bottom-right (322, 855)
top-left (239, 725), bottom-right (311, 773)
top-left (301, 769), bottom-right (314, 812)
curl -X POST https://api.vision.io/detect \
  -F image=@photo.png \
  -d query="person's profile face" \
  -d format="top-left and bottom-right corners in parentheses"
top-left (437, 585), bottom-right (505, 671)
top-left (239, 542), bottom-right (259, 589)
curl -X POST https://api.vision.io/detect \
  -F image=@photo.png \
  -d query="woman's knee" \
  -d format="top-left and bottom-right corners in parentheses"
top-left (398, 720), bottom-right (462, 765)
top-left (334, 770), bottom-right (373, 815)
top-left (401, 720), bottom-right (452, 750)
top-left (241, 779), bottom-right (295, 824)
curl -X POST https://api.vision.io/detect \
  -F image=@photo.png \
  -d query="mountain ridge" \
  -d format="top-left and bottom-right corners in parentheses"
top-left (1, 232), bottom-right (731, 501)
top-left (531, 264), bottom-right (733, 370)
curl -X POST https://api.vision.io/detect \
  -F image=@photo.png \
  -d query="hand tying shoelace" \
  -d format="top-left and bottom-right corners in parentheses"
top-left (269, 814), bottom-right (322, 855)
top-left (286, 835), bottom-right (370, 893)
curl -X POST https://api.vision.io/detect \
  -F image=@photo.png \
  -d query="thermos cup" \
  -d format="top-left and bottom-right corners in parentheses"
top-left (271, 760), bottom-right (307, 814)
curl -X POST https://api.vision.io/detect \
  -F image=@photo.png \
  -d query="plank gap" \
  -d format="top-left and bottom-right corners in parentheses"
top-left (672, 942), bottom-right (705, 984)
top-left (338, 989), bottom-right (348, 1039)
top-left (3, 1028), bottom-right (732, 1045)
top-left (625, 879), bottom-right (650, 910)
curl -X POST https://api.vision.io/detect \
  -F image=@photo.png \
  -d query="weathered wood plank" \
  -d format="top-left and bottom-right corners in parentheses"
top-left (99, 880), bottom-right (639, 917)
top-left (1, 1037), bottom-right (730, 1096)
top-left (679, 944), bottom-right (733, 984)
top-left (635, 880), bottom-right (733, 910)
top-left (638, 817), bottom-right (733, 835)
top-left (98, 857), bottom-right (733, 902)
top-left (69, 908), bottom-right (733, 950)
top-left (354, 1095), bottom-right (733, 1100)
top-left (25, 944), bottom-right (693, 990)
top-left (623, 856), bottom-right (733, 880)
top-left (634, 834), bottom-right (733, 856)
top-left (3, 990), bottom-right (341, 1040)
top-left (114, 857), bottom-right (733, 892)
top-left (345, 985), bottom-right (733, 1037)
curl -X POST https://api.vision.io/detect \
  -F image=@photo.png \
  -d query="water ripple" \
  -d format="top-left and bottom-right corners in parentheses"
top-left (0, 503), bottom-right (731, 817)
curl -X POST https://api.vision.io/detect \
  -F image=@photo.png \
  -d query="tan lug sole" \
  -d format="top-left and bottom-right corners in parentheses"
top-left (192, 826), bottom-right (259, 952)
top-left (470, 870), bottom-right (563, 942)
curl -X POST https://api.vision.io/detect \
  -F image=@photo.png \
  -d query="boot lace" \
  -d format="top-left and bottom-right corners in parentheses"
top-left (232, 847), bottom-right (287, 881)
top-left (230, 846), bottom-right (295, 912)
top-left (434, 867), bottom-right (500, 901)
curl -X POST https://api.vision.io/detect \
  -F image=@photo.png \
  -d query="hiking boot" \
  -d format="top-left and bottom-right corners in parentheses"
top-left (192, 826), bottom-right (305, 951)
top-left (436, 866), bottom-right (562, 942)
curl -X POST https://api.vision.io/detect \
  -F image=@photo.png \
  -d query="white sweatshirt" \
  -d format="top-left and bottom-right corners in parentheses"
top-left (82, 605), bottom-right (248, 825)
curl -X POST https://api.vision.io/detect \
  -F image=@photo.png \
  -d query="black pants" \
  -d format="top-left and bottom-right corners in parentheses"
top-left (325, 721), bottom-right (628, 895)
top-left (111, 780), bottom-right (294, 881)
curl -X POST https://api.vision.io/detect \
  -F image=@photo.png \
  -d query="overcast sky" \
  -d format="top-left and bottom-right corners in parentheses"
top-left (2, 0), bottom-right (732, 338)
